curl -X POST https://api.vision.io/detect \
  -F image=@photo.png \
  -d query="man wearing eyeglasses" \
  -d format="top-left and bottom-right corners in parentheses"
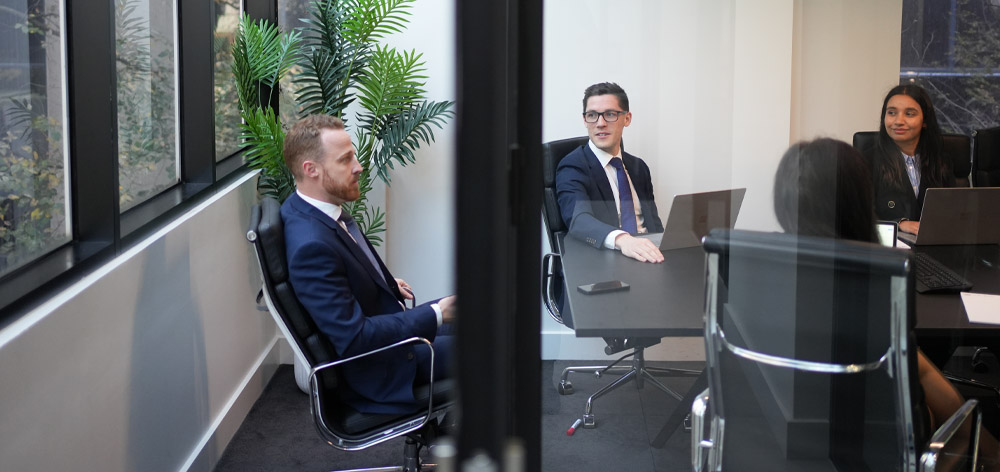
top-left (555, 82), bottom-right (664, 263)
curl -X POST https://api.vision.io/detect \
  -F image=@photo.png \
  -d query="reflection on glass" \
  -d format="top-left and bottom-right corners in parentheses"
top-left (213, 0), bottom-right (241, 161)
top-left (0, 0), bottom-right (70, 276)
top-left (115, 0), bottom-right (178, 211)
top-left (277, 0), bottom-right (309, 125)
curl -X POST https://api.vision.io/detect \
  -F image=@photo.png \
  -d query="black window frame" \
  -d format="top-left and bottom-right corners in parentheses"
top-left (0, 0), bottom-right (271, 320)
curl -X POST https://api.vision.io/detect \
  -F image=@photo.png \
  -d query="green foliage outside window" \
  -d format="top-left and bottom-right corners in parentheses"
top-left (0, 3), bottom-right (67, 274)
top-left (115, 0), bottom-right (178, 211)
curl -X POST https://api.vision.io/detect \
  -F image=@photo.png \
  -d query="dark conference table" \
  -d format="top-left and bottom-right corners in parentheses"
top-left (559, 232), bottom-right (706, 449)
top-left (914, 243), bottom-right (1000, 366)
top-left (560, 232), bottom-right (1000, 447)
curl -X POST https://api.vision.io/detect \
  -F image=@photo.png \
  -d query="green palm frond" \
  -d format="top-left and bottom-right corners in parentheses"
top-left (355, 46), bottom-right (427, 134)
top-left (296, 47), bottom-right (358, 117)
top-left (241, 107), bottom-right (295, 201)
top-left (299, 0), bottom-right (370, 118)
top-left (233, 14), bottom-right (301, 111)
top-left (342, 0), bottom-right (414, 45)
top-left (368, 100), bottom-right (453, 183)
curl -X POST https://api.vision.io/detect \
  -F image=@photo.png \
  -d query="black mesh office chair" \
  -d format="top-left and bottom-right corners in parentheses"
top-left (973, 126), bottom-right (1000, 187)
top-left (541, 136), bottom-right (698, 428)
top-left (852, 131), bottom-right (972, 187)
top-left (691, 229), bottom-right (982, 472)
top-left (247, 197), bottom-right (454, 471)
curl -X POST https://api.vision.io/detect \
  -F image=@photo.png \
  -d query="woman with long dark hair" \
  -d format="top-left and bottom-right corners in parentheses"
top-left (775, 138), bottom-right (997, 469)
top-left (863, 84), bottom-right (954, 235)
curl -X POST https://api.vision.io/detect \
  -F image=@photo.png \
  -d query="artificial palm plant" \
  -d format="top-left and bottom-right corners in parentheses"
top-left (234, 0), bottom-right (453, 244)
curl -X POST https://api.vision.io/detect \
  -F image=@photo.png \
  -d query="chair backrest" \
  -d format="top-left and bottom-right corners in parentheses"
top-left (973, 126), bottom-right (1000, 187)
top-left (542, 136), bottom-right (589, 250)
top-left (248, 197), bottom-right (339, 370)
top-left (699, 229), bottom-right (919, 470)
top-left (853, 131), bottom-right (972, 186)
top-left (943, 134), bottom-right (972, 187)
top-left (853, 131), bottom-right (878, 155)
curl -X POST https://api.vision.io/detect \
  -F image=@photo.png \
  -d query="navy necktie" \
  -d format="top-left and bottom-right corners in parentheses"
top-left (608, 157), bottom-right (638, 234)
top-left (338, 212), bottom-right (385, 282)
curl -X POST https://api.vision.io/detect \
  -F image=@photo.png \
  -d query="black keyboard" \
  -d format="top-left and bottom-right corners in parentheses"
top-left (913, 252), bottom-right (973, 293)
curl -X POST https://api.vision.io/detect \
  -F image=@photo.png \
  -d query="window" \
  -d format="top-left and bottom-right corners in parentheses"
top-left (115, 0), bottom-right (179, 211)
top-left (901, 0), bottom-right (1000, 134)
top-left (277, 0), bottom-right (309, 125)
top-left (214, 0), bottom-right (242, 161)
top-left (0, 0), bottom-right (69, 277)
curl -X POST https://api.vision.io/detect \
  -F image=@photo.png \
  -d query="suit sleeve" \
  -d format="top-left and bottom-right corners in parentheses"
top-left (555, 155), bottom-right (619, 248)
top-left (288, 237), bottom-right (439, 358)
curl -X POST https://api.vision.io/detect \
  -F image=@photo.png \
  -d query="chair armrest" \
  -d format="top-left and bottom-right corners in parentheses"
top-left (308, 337), bottom-right (443, 451)
top-left (691, 388), bottom-right (711, 472)
top-left (920, 399), bottom-right (981, 472)
top-left (542, 252), bottom-right (564, 324)
top-left (310, 336), bottom-right (437, 410)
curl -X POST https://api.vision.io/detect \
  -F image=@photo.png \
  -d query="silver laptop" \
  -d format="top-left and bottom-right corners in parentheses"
top-left (657, 188), bottom-right (747, 251)
top-left (898, 187), bottom-right (1000, 245)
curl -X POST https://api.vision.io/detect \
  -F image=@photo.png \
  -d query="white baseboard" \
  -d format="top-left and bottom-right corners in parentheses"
top-left (181, 336), bottom-right (283, 472)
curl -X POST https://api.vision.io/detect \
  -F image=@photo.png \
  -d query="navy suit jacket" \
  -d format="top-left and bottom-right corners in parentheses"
top-left (863, 145), bottom-right (956, 222)
top-left (281, 193), bottom-right (440, 414)
top-left (555, 144), bottom-right (663, 247)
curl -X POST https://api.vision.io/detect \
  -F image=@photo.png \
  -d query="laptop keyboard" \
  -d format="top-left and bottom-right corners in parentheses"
top-left (913, 252), bottom-right (973, 294)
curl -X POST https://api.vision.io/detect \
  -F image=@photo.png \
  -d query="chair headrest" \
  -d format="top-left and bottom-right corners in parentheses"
top-left (703, 229), bottom-right (910, 278)
top-left (256, 197), bottom-right (289, 283)
top-left (542, 136), bottom-right (589, 188)
top-left (852, 131), bottom-right (878, 154)
top-left (942, 133), bottom-right (971, 178)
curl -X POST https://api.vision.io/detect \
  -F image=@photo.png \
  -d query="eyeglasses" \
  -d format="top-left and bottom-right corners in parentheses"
top-left (583, 110), bottom-right (627, 123)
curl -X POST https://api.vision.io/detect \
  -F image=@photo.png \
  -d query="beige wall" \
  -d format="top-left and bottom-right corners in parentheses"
top-left (790, 0), bottom-right (904, 144)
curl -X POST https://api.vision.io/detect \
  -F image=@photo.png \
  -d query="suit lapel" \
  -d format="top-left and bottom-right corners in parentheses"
top-left (583, 145), bottom-right (618, 215)
top-left (289, 194), bottom-right (397, 297)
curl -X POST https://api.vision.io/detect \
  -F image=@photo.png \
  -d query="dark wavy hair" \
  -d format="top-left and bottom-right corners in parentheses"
top-left (582, 82), bottom-right (629, 113)
top-left (874, 84), bottom-right (950, 191)
top-left (774, 138), bottom-right (879, 243)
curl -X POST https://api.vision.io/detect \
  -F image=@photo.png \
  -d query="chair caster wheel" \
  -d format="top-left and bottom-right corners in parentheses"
top-left (558, 381), bottom-right (574, 395)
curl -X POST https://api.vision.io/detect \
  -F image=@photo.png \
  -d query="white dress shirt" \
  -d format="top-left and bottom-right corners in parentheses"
top-left (587, 140), bottom-right (647, 249)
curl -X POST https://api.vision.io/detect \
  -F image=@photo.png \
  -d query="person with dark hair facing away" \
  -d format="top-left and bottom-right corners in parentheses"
top-left (281, 114), bottom-right (456, 415)
top-left (860, 84), bottom-right (955, 235)
top-left (555, 82), bottom-right (665, 263)
top-left (774, 138), bottom-right (998, 470)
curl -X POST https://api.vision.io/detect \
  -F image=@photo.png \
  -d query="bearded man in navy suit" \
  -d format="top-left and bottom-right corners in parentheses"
top-left (555, 82), bottom-right (664, 263)
top-left (280, 114), bottom-right (456, 414)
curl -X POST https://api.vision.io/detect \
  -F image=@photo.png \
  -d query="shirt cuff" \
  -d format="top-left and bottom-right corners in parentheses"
top-left (604, 230), bottom-right (626, 249)
top-left (431, 302), bottom-right (443, 326)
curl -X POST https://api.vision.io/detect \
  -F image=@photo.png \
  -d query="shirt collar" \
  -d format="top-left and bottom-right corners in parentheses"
top-left (588, 139), bottom-right (619, 168)
top-left (297, 190), bottom-right (343, 222)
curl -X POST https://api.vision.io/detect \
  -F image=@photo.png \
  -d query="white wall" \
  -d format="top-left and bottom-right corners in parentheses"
top-left (0, 174), bottom-right (279, 471)
top-left (790, 0), bottom-right (904, 143)
top-left (383, 0), bottom-right (457, 302)
top-left (541, 0), bottom-right (902, 360)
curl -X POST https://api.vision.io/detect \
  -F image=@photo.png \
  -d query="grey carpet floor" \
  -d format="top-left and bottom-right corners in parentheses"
top-left (215, 359), bottom-right (704, 472)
